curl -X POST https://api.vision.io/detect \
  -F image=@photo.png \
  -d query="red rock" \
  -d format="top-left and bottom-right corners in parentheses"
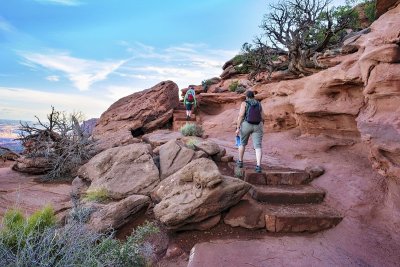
top-left (223, 199), bottom-right (265, 229)
top-left (93, 81), bottom-right (179, 141)
top-left (178, 214), bottom-right (221, 231)
top-left (142, 130), bottom-right (182, 148)
top-left (376, 0), bottom-right (399, 17)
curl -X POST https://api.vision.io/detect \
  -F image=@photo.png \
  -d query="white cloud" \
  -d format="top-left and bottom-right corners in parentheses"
top-left (46, 75), bottom-right (59, 82)
top-left (118, 42), bottom-right (238, 88)
top-left (0, 16), bottom-right (15, 33)
top-left (0, 87), bottom-right (110, 120)
top-left (106, 85), bottom-right (141, 101)
top-left (19, 51), bottom-right (128, 91)
top-left (34, 0), bottom-right (83, 6)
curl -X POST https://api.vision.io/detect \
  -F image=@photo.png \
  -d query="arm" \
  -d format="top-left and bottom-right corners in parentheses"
top-left (235, 102), bottom-right (246, 135)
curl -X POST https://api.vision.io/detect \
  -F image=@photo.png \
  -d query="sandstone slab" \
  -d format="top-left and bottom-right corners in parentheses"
top-left (88, 194), bottom-right (150, 232)
top-left (142, 130), bottom-right (182, 147)
top-left (264, 204), bottom-right (342, 233)
top-left (159, 140), bottom-right (195, 179)
top-left (78, 143), bottom-right (160, 199)
top-left (93, 81), bottom-right (179, 139)
top-left (249, 185), bottom-right (325, 204)
top-left (223, 199), bottom-right (265, 229)
top-left (153, 158), bottom-right (250, 229)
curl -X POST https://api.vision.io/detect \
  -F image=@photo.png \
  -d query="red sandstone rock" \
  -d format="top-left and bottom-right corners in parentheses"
top-left (93, 81), bottom-right (179, 142)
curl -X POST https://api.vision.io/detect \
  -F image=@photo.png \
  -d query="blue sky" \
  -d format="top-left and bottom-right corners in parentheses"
top-left (0, 0), bottom-right (346, 120)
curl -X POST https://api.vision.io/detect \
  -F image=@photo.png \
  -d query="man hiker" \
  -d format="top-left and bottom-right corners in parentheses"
top-left (235, 90), bottom-right (264, 173)
top-left (184, 86), bottom-right (197, 120)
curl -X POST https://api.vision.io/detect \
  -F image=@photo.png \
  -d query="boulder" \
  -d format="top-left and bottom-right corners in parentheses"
top-left (376, 0), bottom-right (400, 17)
top-left (78, 143), bottom-right (160, 199)
top-left (220, 65), bottom-right (239, 80)
top-left (152, 158), bottom-right (250, 229)
top-left (92, 130), bottom-right (141, 154)
top-left (0, 147), bottom-right (20, 161)
top-left (194, 140), bottom-right (221, 156)
top-left (93, 81), bottom-right (179, 140)
top-left (305, 166), bottom-right (325, 179)
top-left (88, 194), bottom-right (150, 232)
top-left (12, 157), bottom-right (52, 174)
top-left (142, 130), bottom-right (182, 147)
top-left (179, 214), bottom-right (221, 231)
top-left (71, 176), bottom-right (89, 197)
top-left (224, 199), bottom-right (265, 229)
top-left (159, 140), bottom-right (195, 179)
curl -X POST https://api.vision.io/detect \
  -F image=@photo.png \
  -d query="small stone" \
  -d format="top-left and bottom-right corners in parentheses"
top-left (305, 166), bottom-right (325, 179)
top-left (221, 155), bottom-right (234, 162)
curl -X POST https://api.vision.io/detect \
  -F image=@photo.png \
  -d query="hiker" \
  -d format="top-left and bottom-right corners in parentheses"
top-left (201, 80), bottom-right (208, 93)
top-left (235, 90), bottom-right (264, 173)
top-left (184, 86), bottom-right (197, 120)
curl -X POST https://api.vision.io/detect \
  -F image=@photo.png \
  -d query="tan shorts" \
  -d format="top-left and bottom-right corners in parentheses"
top-left (240, 121), bottom-right (263, 149)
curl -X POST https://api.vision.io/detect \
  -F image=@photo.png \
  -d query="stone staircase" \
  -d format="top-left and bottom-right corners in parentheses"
top-left (225, 165), bottom-right (343, 233)
top-left (172, 102), bottom-right (201, 131)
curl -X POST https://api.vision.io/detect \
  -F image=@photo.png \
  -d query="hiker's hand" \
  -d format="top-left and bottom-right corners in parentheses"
top-left (235, 128), bottom-right (240, 135)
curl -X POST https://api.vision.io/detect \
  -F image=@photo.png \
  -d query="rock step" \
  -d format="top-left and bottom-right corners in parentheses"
top-left (245, 169), bottom-right (312, 185)
top-left (249, 185), bottom-right (325, 204)
top-left (173, 114), bottom-right (196, 122)
top-left (264, 204), bottom-right (342, 233)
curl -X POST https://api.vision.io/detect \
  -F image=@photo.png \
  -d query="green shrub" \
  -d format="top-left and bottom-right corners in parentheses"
top-left (0, 206), bottom-right (56, 250)
top-left (229, 81), bottom-right (239, 92)
top-left (180, 123), bottom-right (204, 137)
top-left (0, 216), bottom-right (160, 267)
top-left (83, 188), bottom-right (109, 203)
top-left (25, 206), bottom-right (56, 235)
top-left (185, 138), bottom-right (199, 150)
top-left (364, 0), bottom-right (376, 22)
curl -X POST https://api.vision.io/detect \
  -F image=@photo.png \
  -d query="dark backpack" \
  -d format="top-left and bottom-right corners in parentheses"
top-left (187, 91), bottom-right (194, 102)
top-left (245, 101), bottom-right (262, 124)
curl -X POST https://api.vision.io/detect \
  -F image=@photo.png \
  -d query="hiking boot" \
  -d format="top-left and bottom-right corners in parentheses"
top-left (186, 115), bottom-right (189, 121)
top-left (255, 165), bottom-right (262, 173)
top-left (236, 160), bottom-right (243, 168)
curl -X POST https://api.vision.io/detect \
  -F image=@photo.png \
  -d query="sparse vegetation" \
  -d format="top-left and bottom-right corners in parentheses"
top-left (239, 0), bottom-right (376, 78)
top-left (0, 205), bottom-right (159, 267)
top-left (180, 123), bottom-right (204, 137)
top-left (185, 138), bottom-right (199, 149)
top-left (229, 81), bottom-right (246, 94)
top-left (18, 106), bottom-right (93, 180)
top-left (0, 206), bottom-right (56, 250)
top-left (83, 188), bottom-right (110, 203)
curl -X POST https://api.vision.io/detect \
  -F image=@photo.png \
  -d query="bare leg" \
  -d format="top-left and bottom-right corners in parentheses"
top-left (238, 145), bottom-right (245, 162)
top-left (255, 148), bottom-right (262, 166)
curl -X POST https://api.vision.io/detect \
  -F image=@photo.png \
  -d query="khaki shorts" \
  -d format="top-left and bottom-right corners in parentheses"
top-left (240, 121), bottom-right (263, 149)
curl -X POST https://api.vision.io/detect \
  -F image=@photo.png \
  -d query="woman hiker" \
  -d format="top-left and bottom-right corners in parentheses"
top-left (235, 90), bottom-right (265, 173)
top-left (184, 86), bottom-right (197, 120)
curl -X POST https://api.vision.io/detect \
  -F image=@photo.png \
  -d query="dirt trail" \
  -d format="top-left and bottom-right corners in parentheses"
top-left (188, 129), bottom-right (400, 266)
top-left (0, 165), bottom-right (71, 219)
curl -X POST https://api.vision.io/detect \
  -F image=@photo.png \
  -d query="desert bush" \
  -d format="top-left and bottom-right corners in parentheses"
top-left (0, 206), bottom-right (56, 250)
top-left (180, 123), bottom-right (204, 137)
top-left (229, 81), bottom-right (239, 92)
top-left (229, 81), bottom-right (246, 94)
top-left (18, 106), bottom-right (93, 180)
top-left (83, 188), bottom-right (109, 203)
top-left (0, 211), bottom-right (159, 267)
top-left (185, 138), bottom-right (199, 149)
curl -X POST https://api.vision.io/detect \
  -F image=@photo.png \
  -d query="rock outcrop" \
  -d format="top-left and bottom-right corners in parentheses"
top-left (152, 158), bottom-right (250, 229)
top-left (88, 194), bottom-right (150, 232)
top-left (93, 81), bottom-right (179, 143)
top-left (12, 157), bottom-right (52, 174)
top-left (78, 143), bottom-right (160, 199)
top-left (159, 140), bottom-right (195, 179)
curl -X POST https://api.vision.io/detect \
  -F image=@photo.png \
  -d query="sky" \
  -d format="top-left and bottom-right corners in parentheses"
top-left (0, 0), bottom-right (346, 121)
